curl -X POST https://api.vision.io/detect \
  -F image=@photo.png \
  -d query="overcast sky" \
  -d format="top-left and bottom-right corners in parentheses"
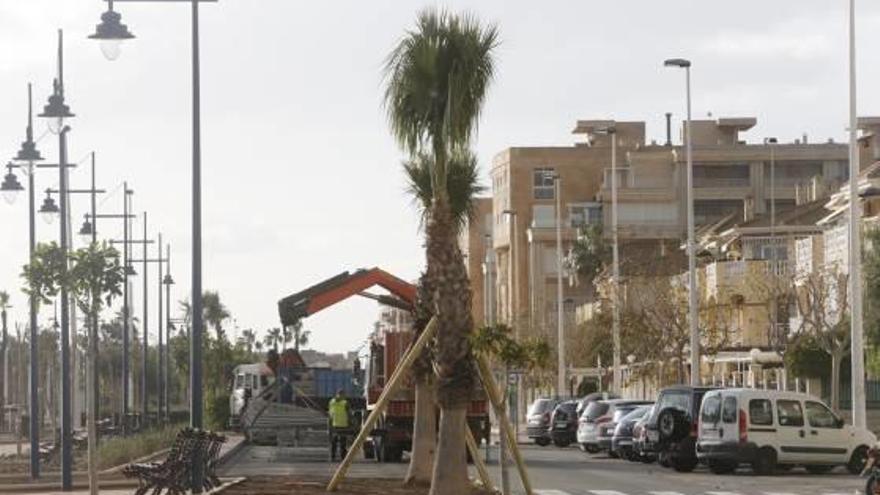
top-left (1, 0), bottom-right (879, 355)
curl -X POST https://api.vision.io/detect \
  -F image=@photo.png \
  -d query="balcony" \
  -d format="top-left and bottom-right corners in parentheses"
top-left (694, 177), bottom-right (750, 188)
top-left (705, 259), bottom-right (792, 300)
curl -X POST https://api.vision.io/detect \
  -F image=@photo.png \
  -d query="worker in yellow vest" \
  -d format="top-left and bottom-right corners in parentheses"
top-left (328, 389), bottom-right (350, 461)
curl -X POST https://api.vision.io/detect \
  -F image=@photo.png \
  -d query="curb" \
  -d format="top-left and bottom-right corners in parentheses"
top-left (217, 437), bottom-right (247, 467)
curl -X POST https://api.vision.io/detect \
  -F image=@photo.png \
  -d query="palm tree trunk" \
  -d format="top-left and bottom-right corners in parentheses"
top-left (407, 375), bottom-right (437, 485)
top-left (406, 274), bottom-right (438, 486)
top-left (427, 201), bottom-right (476, 495)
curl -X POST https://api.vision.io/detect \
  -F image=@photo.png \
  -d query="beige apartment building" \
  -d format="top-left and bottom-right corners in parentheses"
top-left (482, 116), bottom-right (856, 347)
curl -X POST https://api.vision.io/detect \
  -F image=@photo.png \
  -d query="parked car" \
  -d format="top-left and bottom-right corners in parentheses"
top-left (548, 400), bottom-right (579, 447)
top-left (575, 392), bottom-right (620, 418)
top-left (577, 399), bottom-right (651, 454)
top-left (527, 397), bottom-right (559, 446)
top-left (612, 404), bottom-right (654, 460)
top-left (645, 385), bottom-right (717, 472)
top-left (631, 405), bottom-right (656, 463)
top-left (696, 388), bottom-right (876, 475)
top-left (597, 400), bottom-right (654, 455)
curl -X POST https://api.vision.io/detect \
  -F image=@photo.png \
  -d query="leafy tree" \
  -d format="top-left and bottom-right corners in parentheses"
top-left (202, 291), bottom-right (230, 341)
top-left (570, 224), bottom-right (610, 285)
top-left (384, 9), bottom-right (498, 493)
top-left (791, 265), bottom-right (850, 411)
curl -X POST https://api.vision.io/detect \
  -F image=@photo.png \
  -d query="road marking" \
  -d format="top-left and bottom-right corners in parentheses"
top-left (533, 491), bottom-right (571, 495)
top-left (650, 492), bottom-right (686, 495)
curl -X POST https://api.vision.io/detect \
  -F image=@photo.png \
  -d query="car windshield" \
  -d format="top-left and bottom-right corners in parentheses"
top-left (620, 406), bottom-right (650, 423)
top-left (612, 406), bottom-right (638, 423)
top-left (528, 399), bottom-right (556, 416)
top-left (583, 401), bottom-right (610, 420)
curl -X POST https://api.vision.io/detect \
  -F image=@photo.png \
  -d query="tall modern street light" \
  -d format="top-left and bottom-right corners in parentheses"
top-left (764, 138), bottom-right (779, 348)
top-left (544, 171), bottom-right (565, 398)
top-left (848, 0), bottom-right (866, 429)
top-left (664, 57), bottom-right (699, 386)
top-left (595, 125), bottom-right (621, 394)
top-left (38, 28), bottom-right (76, 491)
top-left (90, 4), bottom-right (216, 484)
top-left (0, 83), bottom-right (45, 480)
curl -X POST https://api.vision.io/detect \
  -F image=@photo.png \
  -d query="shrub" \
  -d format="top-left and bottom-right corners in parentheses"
top-left (207, 393), bottom-right (230, 431)
top-left (98, 424), bottom-right (183, 469)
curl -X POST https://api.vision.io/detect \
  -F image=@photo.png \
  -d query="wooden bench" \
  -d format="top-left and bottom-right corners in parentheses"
top-left (123, 427), bottom-right (219, 495)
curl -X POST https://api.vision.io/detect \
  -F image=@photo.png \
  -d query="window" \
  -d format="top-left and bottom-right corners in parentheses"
top-left (806, 401), bottom-right (839, 428)
top-left (534, 168), bottom-right (556, 199)
top-left (701, 395), bottom-right (721, 424)
top-left (532, 205), bottom-right (556, 228)
top-left (722, 396), bottom-right (738, 424)
top-left (234, 374), bottom-right (244, 388)
top-left (658, 391), bottom-right (689, 413)
top-left (570, 203), bottom-right (602, 228)
top-left (749, 399), bottom-right (773, 426)
top-left (583, 402), bottom-right (610, 421)
top-left (777, 400), bottom-right (804, 427)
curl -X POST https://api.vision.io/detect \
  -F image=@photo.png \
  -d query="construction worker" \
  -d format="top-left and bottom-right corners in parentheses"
top-left (328, 389), bottom-right (350, 461)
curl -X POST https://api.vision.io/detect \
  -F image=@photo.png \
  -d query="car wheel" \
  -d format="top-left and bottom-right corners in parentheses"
top-left (708, 459), bottom-right (737, 475)
top-left (672, 455), bottom-right (698, 473)
top-left (752, 447), bottom-right (777, 476)
top-left (658, 452), bottom-right (671, 468)
top-left (553, 438), bottom-right (571, 448)
top-left (535, 437), bottom-right (551, 447)
top-left (805, 465), bottom-right (834, 474)
top-left (657, 408), bottom-right (689, 443)
top-left (848, 446), bottom-right (869, 475)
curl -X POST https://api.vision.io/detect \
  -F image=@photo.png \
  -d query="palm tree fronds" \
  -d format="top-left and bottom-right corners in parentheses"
top-left (404, 148), bottom-right (485, 232)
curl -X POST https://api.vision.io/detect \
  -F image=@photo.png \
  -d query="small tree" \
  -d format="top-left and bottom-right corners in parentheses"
top-left (792, 265), bottom-right (850, 411)
top-left (570, 224), bottom-right (610, 286)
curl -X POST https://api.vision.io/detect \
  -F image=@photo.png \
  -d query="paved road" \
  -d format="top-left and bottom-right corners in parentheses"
top-left (220, 443), bottom-right (866, 495)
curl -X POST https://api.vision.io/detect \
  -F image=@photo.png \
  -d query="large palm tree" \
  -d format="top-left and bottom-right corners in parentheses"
top-left (402, 150), bottom-right (483, 484)
top-left (384, 9), bottom-right (497, 494)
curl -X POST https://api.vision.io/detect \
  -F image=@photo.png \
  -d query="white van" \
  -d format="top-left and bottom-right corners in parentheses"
top-left (696, 388), bottom-right (875, 475)
top-left (229, 363), bottom-right (273, 426)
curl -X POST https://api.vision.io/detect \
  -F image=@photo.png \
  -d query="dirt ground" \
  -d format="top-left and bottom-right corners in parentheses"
top-left (220, 476), bottom-right (497, 495)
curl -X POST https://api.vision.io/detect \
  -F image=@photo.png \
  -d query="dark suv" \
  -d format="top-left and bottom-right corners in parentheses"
top-left (644, 385), bottom-right (716, 472)
top-left (526, 398), bottom-right (559, 446)
top-left (548, 400), bottom-right (579, 448)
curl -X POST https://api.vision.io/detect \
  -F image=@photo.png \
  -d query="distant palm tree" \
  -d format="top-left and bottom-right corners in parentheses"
top-left (240, 329), bottom-right (256, 354)
top-left (0, 291), bottom-right (10, 427)
top-left (202, 291), bottom-right (230, 341)
top-left (384, 9), bottom-right (498, 493)
top-left (263, 328), bottom-right (282, 352)
top-left (254, 341), bottom-right (264, 355)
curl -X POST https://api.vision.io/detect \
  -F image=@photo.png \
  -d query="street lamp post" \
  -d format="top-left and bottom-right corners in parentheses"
top-left (1, 82), bottom-right (46, 480)
top-left (765, 137), bottom-right (778, 348)
top-left (595, 125), bottom-right (621, 395)
top-left (82, 186), bottom-right (136, 430)
top-left (545, 171), bottom-right (566, 398)
top-left (37, 28), bottom-right (76, 490)
top-left (128, 230), bottom-right (169, 427)
top-left (664, 57), bottom-right (699, 386)
top-left (848, 0), bottom-right (866, 429)
top-left (111, 224), bottom-right (156, 429)
top-left (90, 5), bottom-right (217, 485)
top-left (162, 244), bottom-right (174, 422)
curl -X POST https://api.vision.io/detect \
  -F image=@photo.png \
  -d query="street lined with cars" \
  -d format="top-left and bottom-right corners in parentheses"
top-left (527, 384), bottom-right (876, 491)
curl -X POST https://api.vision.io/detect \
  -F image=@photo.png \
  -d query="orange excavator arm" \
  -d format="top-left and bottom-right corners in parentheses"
top-left (278, 268), bottom-right (416, 326)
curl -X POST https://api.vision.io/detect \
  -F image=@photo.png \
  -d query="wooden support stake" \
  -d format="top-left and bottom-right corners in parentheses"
top-left (476, 355), bottom-right (533, 495)
top-left (465, 423), bottom-right (494, 491)
top-left (327, 317), bottom-right (438, 492)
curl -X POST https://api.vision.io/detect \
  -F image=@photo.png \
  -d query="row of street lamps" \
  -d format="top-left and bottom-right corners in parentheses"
top-left (0, 26), bottom-right (180, 491)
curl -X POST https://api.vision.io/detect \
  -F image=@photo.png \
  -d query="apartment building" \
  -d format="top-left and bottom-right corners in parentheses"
top-left (486, 115), bottom-right (854, 344)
